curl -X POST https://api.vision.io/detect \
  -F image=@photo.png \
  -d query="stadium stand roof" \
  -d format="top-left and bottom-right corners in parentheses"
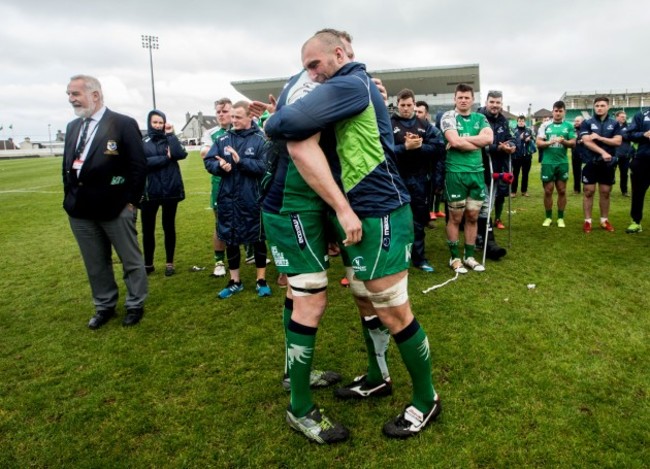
top-left (231, 64), bottom-right (480, 102)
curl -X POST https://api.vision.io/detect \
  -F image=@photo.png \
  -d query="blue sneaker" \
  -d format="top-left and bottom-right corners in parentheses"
top-left (256, 279), bottom-right (272, 297)
top-left (218, 280), bottom-right (243, 299)
top-left (417, 262), bottom-right (435, 273)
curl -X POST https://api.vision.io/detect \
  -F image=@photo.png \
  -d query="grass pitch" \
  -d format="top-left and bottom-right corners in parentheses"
top-left (0, 154), bottom-right (648, 468)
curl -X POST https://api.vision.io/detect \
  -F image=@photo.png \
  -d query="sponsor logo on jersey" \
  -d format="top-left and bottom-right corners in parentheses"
top-left (271, 246), bottom-right (289, 267)
top-left (290, 214), bottom-right (307, 250)
top-left (381, 215), bottom-right (391, 251)
top-left (591, 124), bottom-right (599, 131)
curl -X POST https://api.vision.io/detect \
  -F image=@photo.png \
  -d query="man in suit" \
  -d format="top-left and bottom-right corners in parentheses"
top-left (63, 74), bottom-right (148, 329)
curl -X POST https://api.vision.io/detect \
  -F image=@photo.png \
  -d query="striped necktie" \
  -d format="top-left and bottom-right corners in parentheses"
top-left (75, 118), bottom-right (91, 158)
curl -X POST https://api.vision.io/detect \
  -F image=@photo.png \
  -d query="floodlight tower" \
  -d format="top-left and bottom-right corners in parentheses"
top-left (141, 35), bottom-right (159, 109)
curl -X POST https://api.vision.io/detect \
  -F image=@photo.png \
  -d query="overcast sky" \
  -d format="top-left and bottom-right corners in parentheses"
top-left (1, 0), bottom-right (648, 141)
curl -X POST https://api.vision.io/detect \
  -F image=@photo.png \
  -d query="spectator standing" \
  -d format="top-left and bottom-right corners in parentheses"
top-left (141, 110), bottom-right (187, 276)
top-left (511, 115), bottom-right (535, 197)
top-left (204, 101), bottom-right (271, 299)
top-left (571, 116), bottom-right (585, 194)
top-left (63, 74), bottom-right (147, 329)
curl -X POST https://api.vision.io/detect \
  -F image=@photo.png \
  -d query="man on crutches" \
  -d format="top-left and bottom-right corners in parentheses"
top-left (477, 90), bottom-right (515, 261)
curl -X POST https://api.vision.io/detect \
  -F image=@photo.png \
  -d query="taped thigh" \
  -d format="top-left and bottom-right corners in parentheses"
top-left (447, 199), bottom-right (466, 212)
top-left (288, 271), bottom-right (328, 297)
top-left (466, 197), bottom-right (484, 211)
top-left (345, 267), bottom-right (371, 298)
top-left (367, 275), bottom-right (409, 309)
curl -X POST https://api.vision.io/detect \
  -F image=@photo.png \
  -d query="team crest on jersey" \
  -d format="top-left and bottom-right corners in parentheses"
top-left (245, 147), bottom-right (255, 156)
top-left (606, 124), bottom-right (614, 130)
top-left (393, 126), bottom-right (401, 134)
top-left (106, 140), bottom-right (117, 152)
top-left (352, 256), bottom-right (367, 273)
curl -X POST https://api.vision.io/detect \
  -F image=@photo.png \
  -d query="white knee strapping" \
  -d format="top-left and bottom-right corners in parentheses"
top-left (367, 275), bottom-right (409, 308)
top-left (346, 267), bottom-right (370, 298)
top-left (466, 197), bottom-right (484, 211)
top-left (288, 271), bottom-right (328, 297)
top-left (447, 200), bottom-right (466, 211)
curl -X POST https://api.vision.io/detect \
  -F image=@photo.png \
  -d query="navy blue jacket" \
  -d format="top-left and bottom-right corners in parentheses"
top-left (264, 62), bottom-right (410, 218)
top-left (626, 109), bottom-right (650, 159)
top-left (479, 107), bottom-right (515, 174)
top-left (204, 124), bottom-right (268, 245)
top-left (616, 121), bottom-right (635, 160)
top-left (391, 114), bottom-right (444, 177)
top-left (579, 114), bottom-right (622, 164)
top-left (512, 125), bottom-right (535, 160)
top-left (142, 110), bottom-right (187, 202)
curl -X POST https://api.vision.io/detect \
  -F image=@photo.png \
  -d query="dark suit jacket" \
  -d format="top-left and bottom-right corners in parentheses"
top-left (63, 108), bottom-right (146, 220)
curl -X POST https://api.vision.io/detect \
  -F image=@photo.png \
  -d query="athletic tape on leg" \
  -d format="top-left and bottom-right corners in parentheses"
top-left (288, 271), bottom-right (328, 297)
top-left (367, 275), bottom-right (409, 308)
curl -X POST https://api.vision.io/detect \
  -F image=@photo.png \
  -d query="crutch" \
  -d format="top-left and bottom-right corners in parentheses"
top-left (482, 154), bottom-right (495, 266)
top-left (508, 154), bottom-right (512, 248)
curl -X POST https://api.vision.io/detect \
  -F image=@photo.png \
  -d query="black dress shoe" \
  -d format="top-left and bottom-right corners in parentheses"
top-left (123, 308), bottom-right (144, 327)
top-left (88, 310), bottom-right (115, 329)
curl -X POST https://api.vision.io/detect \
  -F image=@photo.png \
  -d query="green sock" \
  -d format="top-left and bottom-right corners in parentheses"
top-left (558, 210), bottom-right (564, 219)
top-left (545, 210), bottom-right (552, 219)
top-left (394, 319), bottom-right (436, 413)
top-left (361, 316), bottom-right (390, 384)
top-left (287, 320), bottom-right (317, 417)
top-left (447, 240), bottom-right (460, 259)
top-left (465, 244), bottom-right (476, 259)
top-left (214, 250), bottom-right (225, 262)
top-left (283, 298), bottom-right (293, 377)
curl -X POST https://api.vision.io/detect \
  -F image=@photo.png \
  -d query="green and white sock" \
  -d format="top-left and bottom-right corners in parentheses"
top-left (447, 240), bottom-right (460, 259)
top-left (361, 316), bottom-right (390, 383)
top-left (394, 318), bottom-right (436, 413)
top-left (283, 297), bottom-right (293, 377)
top-left (287, 319), bottom-right (317, 417)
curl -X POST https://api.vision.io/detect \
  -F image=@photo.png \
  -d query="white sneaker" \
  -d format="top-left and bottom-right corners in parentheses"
top-left (557, 218), bottom-right (566, 228)
top-left (449, 258), bottom-right (468, 274)
top-left (542, 218), bottom-right (553, 227)
top-left (463, 257), bottom-right (485, 272)
top-left (212, 261), bottom-right (226, 277)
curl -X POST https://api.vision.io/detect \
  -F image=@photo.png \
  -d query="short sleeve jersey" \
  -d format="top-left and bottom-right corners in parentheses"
top-left (537, 121), bottom-right (575, 165)
top-left (441, 110), bottom-right (489, 172)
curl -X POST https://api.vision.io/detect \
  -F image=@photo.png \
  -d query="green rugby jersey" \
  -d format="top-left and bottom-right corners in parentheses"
top-left (441, 110), bottom-right (489, 172)
top-left (537, 121), bottom-right (575, 165)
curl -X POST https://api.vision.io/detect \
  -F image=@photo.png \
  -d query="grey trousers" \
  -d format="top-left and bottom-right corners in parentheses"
top-left (69, 206), bottom-right (148, 312)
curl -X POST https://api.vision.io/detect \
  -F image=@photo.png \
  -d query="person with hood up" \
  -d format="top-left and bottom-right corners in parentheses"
top-left (141, 110), bottom-right (187, 277)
